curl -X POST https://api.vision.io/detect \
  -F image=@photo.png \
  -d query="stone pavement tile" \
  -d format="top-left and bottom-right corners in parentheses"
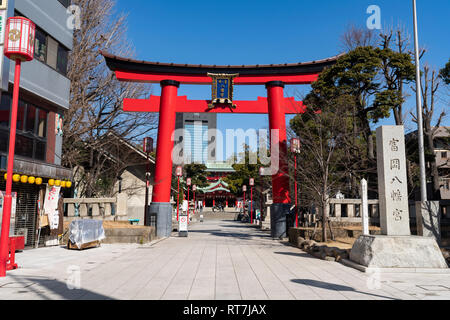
top-left (241, 244), bottom-right (294, 300)
top-left (214, 243), bottom-right (241, 300)
top-left (134, 239), bottom-right (199, 300)
top-left (252, 245), bottom-right (322, 300)
top-left (294, 252), bottom-right (391, 300)
top-left (2, 245), bottom-right (141, 300)
top-left (188, 242), bottom-right (217, 300)
top-left (109, 245), bottom-right (182, 299)
top-left (314, 261), bottom-right (401, 300)
top-left (228, 244), bottom-right (268, 300)
top-left (161, 240), bottom-right (206, 300)
top-left (271, 248), bottom-right (348, 300)
top-left (75, 247), bottom-right (157, 299)
top-left (108, 243), bottom-right (184, 300)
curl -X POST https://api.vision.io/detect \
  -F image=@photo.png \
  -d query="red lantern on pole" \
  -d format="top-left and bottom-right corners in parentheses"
top-left (192, 185), bottom-right (197, 215)
top-left (249, 178), bottom-right (254, 224)
top-left (186, 178), bottom-right (191, 223)
top-left (0, 17), bottom-right (36, 277)
top-left (291, 138), bottom-right (301, 228)
top-left (176, 166), bottom-right (182, 221)
top-left (143, 137), bottom-right (153, 226)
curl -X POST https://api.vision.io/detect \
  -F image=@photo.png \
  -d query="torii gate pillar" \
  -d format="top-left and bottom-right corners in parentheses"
top-left (266, 81), bottom-right (291, 238)
top-left (148, 80), bottom-right (179, 237)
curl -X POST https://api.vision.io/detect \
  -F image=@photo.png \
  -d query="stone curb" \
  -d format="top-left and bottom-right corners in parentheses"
top-left (340, 258), bottom-right (450, 274)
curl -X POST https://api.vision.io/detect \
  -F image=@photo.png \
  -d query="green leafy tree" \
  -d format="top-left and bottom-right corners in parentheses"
top-left (224, 145), bottom-right (271, 198)
top-left (440, 58), bottom-right (450, 85)
top-left (290, 96), bottom-right (365, 241)
top-left (311, 46), bottom-right (415, 160)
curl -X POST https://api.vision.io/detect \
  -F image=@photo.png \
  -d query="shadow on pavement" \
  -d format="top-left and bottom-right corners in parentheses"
top-left (291, 279), bottom-right (397, 300)
top-left (5, 275), bottom-right (115, 300)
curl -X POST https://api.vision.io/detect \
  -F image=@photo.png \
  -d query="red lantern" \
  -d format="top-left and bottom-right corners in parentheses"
top-left (4, 17), bottom-right (36, 62)
top-left (143, 137), bottom-right (153, 154)
top-left (290, 138), bottom-right (301, 154)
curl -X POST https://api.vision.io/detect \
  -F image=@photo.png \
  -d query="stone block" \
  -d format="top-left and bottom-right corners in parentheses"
top-left (376, 126), bottom-right (410, 236)
top-left (350, 235), bottom-right (448, 269)
top-left (416, 201), bottom-right (441, 244)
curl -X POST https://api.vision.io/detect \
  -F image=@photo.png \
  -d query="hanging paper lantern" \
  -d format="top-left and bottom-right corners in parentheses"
top-left (48, 179), bottom-right (55, 186)
top-left (28, 176), bottom-right (36, 184)
top-left (60, 181), bottom-right (66, 188)
top-left (20, 175), bottom-right (28, 183)
top-left (13, 174), bottom-right (20, 182)
top-left (4, 17), bottom-right (36, 62)
top-left (35, 177), bottom-right (43, 185)
top-left (3, 173), bottom-right (7, 180)
top-left (55, 180), bottom-right (61, 186)
top-left (66, 181), bottom-right (72, 188)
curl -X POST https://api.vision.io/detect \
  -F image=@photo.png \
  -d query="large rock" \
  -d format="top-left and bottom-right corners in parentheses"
top-left (350, 235), bottom-right (448, 269)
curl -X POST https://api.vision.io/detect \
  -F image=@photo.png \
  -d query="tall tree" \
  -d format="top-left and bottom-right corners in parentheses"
top-left (411, 66), bottom-right (446, 199)
top-left (64, 0), bottom-right (157, 197)
top-left (290, 96), bottom-right (361, 242)
top-left (440, 58), bottom-right (450, 85)
top-left (312, 46), bottom-right (415, 160)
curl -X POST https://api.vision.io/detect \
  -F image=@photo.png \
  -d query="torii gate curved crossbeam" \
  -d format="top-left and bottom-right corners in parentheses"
top-left (102, 51), bottom-right (341, 238)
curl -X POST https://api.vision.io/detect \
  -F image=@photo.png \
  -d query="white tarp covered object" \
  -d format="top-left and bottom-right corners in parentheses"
top-left (69, 220), bottom-right (105, 249)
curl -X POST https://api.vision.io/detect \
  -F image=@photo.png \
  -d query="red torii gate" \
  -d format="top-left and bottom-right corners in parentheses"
top-left (102, 52), bottom-right (340, 238)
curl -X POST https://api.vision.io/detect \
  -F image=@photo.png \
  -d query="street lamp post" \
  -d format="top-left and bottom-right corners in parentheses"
top-left (249, 178), bottom-right (254, 224)
top-left (176, 166), bottom-right (183, 221)
top-left (193, 185), bottom-right (197, 215)
top-left (243, 185), bottom-right (247, 216)
top-left (412, 0), bottom-right (428, 202)
top-left (187, 178), bottom-right (192, 223)
top-left (0, 17), bottom-right (36, 277)
top-left (291, 138), bottom-right (301, 228)
top-left (143, 137), bottom-right (153, 226)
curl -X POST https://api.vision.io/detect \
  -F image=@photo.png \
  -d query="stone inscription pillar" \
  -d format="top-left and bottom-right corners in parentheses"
top-left (376, 126), bottom-right (411, 236)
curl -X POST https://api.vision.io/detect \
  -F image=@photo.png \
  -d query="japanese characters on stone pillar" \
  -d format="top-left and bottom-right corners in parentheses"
top-left (376, 126), bottom-right (411, 236)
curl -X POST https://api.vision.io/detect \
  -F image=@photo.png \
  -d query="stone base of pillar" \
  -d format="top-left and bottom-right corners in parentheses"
top-left (148, 202), bottom-right (173, 238)
top-left (349, 235), bottom-right (448, 271)
top-left (270, 203), bottom-right (290, 239)
top-left (416, 201), bottom-right (441, 244)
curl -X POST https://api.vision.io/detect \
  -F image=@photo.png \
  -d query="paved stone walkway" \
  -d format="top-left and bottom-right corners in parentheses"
top-left (1, 212), bottom-right (450, 300)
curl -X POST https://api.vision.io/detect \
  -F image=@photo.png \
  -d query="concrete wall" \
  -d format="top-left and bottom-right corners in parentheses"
top-left (114, 168), bottom-right (152, 225)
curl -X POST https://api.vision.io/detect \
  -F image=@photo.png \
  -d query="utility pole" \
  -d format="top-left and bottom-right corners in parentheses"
top-left (412, 0), bottom-right (428, 202)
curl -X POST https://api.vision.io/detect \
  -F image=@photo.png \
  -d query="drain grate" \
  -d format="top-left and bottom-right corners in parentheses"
top-left (417, 285), bottom-right (450, 292)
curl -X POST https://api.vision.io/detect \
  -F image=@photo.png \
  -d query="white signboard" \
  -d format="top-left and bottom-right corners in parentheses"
top-left (44, 185), bottom-right (61, 230)
top-left (0, 190), bottom-right (17, 234)
top-left (182, 200), bottom-right (188, 213)
top-left (179, 215), bottom-right (188, 232)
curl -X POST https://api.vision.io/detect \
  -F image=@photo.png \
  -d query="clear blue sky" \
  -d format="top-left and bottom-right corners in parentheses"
top-left (115, 0), bottom-right (449, 139)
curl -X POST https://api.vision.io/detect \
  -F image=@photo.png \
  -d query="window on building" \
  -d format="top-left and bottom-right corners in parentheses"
top-left (0, 94), bottom-right (10, 127)
top-left (37, 109), bottom-right (47, 138)
top-left (0, 94), bottom-right (48, 161)
top-left (17, 100), bottom-right (26, 131)
top-left (18, 11), bottom-right (70, 77)
top-left (57, 45), bottom-right (69, 76)
top-left (46, 37), bottom-right (58, 70)
top-left (442, 152), bottom-right (448, 159)
top-left (34, 28), bottom-right (47, 63)
top-left (26, 104), bottom-right (36, 133)
top-left (0, 131), bottom-right (7, 152)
